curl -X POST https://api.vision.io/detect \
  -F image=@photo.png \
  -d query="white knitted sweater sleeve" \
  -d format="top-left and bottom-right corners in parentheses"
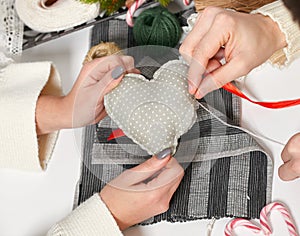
top-left (0, 59), bottom-right (124, 235)
top-left (251, 0), bottom-right (300, 66)
top-left (0, 60), bottom-right (62, 171)
top-left (47, 194), bottom-right (123, 236)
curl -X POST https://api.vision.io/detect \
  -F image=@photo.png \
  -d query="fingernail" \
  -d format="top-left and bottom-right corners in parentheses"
top-left (197, 75), bottom-right (216, 97)
top-left (188, 85), bottom-right (194, 94)
top-left (188, 83), bottom-right (196, 95)
top-left (156, 148), bottom-right (172, 159)
top-left (111, 66), bottom-right (125, 80)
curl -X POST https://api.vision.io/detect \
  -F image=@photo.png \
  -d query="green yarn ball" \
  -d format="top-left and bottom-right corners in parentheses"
top-left (133, 7), bottom-right (182, 48)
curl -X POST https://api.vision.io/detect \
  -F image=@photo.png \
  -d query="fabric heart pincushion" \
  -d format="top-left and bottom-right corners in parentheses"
top-left (104, 60), bottom-right (198, 155)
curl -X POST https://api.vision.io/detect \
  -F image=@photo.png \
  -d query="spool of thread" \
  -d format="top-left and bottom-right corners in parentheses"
top-left (133, 7), bottom-right (182, 47)
top-left (15, 0), bottom-right (99, 32)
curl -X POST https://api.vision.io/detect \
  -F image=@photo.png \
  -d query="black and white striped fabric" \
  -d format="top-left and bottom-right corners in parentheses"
top-left (75, 16), bottom-right (273, 223)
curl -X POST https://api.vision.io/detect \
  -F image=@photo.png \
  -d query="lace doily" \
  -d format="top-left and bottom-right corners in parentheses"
top-left (0, 0), bottom-right (24, 56)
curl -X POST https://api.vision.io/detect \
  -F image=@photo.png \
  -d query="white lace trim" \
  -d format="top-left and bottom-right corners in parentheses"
top-left (0, 0), bottom-right (24, 56)
top-left (180, 13), bottom-right (198, 43)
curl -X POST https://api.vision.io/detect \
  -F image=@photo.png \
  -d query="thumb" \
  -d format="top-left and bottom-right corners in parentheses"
top-left (95, 65), bottom-right (125, 98)
top-left (125, 153), bottom-right (171, 185)
top-left (132, 155), bottom-right (171, 172)
top-left (93, 55), bottom-right (138, 97)
top-left (278, 160), bottom-right (300, 181)
top-left (196, 56), bottom-right (251, 98)
top-left (108, 154), bottom-right (171, 190)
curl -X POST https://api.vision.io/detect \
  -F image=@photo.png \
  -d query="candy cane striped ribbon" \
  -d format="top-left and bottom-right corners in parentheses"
top-left (126, 0), bottom-right (146, 27)
top-left (183, 0), bottom-right (190, 6)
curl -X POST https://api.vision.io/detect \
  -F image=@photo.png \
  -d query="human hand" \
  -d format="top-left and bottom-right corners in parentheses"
top-left (279, 133), bottom-right (300, 181)
top-left (66, 55), bottom-right (139, 128)
top-left (36, 55), bottom-right (138, 134)
top-left (180, 7), bottom-right (287, 99)
top-left (100, 155), bottom-right (184, 230)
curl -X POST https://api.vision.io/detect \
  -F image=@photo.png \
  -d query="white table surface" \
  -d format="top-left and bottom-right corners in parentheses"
top-left (0, 25), bottom-right (299, 236)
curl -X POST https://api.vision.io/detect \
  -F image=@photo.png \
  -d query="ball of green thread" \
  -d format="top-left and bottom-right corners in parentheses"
top-left (133, 7), bottom-right (182, 48)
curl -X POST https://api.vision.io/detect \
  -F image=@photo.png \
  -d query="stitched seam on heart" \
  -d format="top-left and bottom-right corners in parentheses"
top-left (104, 99), bottom-right (188, 155)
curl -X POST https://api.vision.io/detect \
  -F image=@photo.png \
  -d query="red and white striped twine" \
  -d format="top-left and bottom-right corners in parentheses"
top-left (183, 0), bottom-right (190, 6)
top-left (126, 0), bottom-right (192, 26)
top-left (225, 202), bottom-right (299, 236)
top-left (126, 0), bottom-right (146, 27)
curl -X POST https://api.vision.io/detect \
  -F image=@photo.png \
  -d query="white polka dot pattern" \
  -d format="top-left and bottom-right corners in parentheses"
top-left (104, 60), bottom-right (198, 155)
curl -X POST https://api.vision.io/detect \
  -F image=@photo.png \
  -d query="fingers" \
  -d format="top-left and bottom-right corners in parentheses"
top-left (281, 147), bottom-right (292, 164)
top-left (186, 18), bottom-right (229, 95)
top-left (146, 158), bottom-right (184, 190)
top-left (88, 54), bottom-right (137, 76)
top-left (94, 55), bottom-right (136, 95)
top-left (195, 55), bottom-right (251, 98)
top-left (96, 66), bottom-right (124, 94)
top-left (167, 171), bottom-right (183, 199)
top-left (130, 158), bottom-right (184, 192)
top-left (180, 7), bottom-right (226, 95)
top-left (281, 133), bottom-right (300, 163)
top-left (205, 58), bottom-right (222, 75)
top-left (279, 133), bottom-right (300, 181)
top-left (180, 7), bottom-right (224, 64)
top-left (112, 155), bottom-right (171, 187)
top-left (128, 68), bottom-right (141, 74)
top-left (88, 55), bottom-right (135, 79)
top-left (181, 8), bottom-right (253, 98)
top-left (73, 55), bottom-right (136, 93)
top-left (278, 160), bottom-right (300, 181)
top-left (131, 155), bottom-right (171, 172)
top-left (93, 109), bottom-right (107, 124)
top-left (214, 48), bottom-right (225, 61)
top-left (119, 55), bottom-right (137, 73)
top-left (191, 59), bottom-right (221, 98)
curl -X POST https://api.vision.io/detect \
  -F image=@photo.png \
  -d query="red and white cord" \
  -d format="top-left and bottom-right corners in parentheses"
top-left (126, 0), bottom-right (146, 27)
top-left (183, 0), bottom-right (190, 6)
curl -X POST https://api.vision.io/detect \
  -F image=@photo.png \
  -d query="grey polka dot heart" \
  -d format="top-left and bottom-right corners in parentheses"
top-left (104, 60), bottom-right (198, 155)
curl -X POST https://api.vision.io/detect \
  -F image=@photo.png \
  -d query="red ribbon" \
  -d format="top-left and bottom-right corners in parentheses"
top-left (107, 128), bottom-right (125, 141)
top-left (222, 82), bottom-right (300, 109)
top-left (108, 82), bottom-right (300, 141)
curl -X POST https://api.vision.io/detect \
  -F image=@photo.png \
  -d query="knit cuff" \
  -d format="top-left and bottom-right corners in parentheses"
top-left (251, 0), bottom-right (300, 66)
top-left (47, 194), bottom-right (123, 236)
top-left (0, 62), bottom-right (62, 171)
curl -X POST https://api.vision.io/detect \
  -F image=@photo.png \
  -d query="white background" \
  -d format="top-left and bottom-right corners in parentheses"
top-left (0, 15), bottom-right (300, 236)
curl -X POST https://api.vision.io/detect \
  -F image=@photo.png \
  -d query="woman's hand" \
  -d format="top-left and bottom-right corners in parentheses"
top-left (36, 55), bottom-right (138, 134)
top-left (180, 7), bottom-right (287, 99)
top-left (100, 155), bottom-right (184, 230)
top-left (279, 133), bottom-right (300, 181)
